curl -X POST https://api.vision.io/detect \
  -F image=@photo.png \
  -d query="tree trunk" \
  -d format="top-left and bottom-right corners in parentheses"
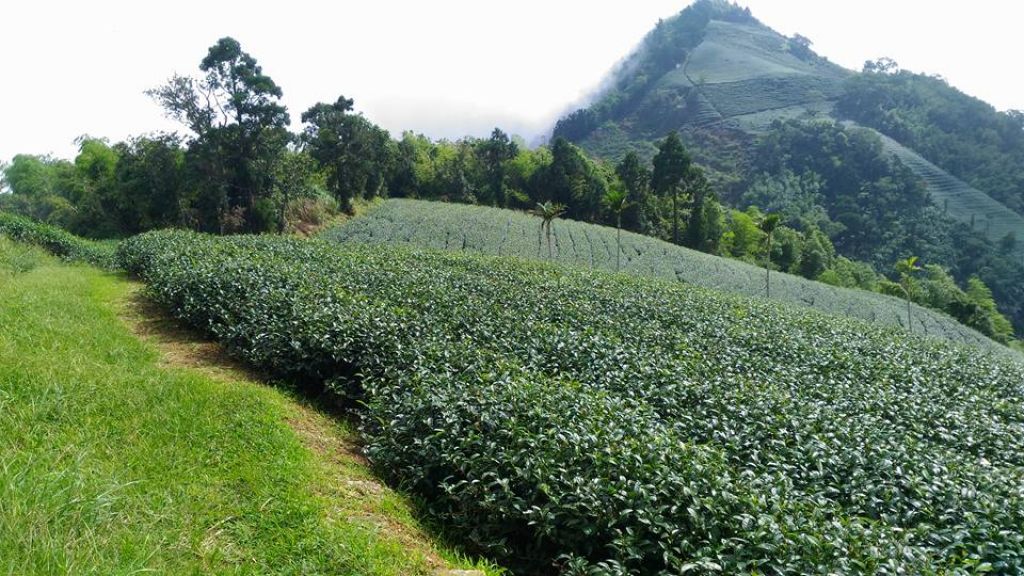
top-left (907, 298), bottom-right (913, 334)
top-left (548, 222), bottom-right (557, 260)
top-left (765, 233), bottom-right (772, 299)
top-left (672, 187), bottom-right (679, 244)
top-left (616, 214), bottom-right (622, 271)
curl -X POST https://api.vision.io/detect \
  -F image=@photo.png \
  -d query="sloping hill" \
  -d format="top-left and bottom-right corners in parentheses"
top-left (323, 199), bottom-right (1007, 353)
top-left (561, 2), bottom-right (848, 159)
top-left (552, 0), bottom-right (1024, 339)
top-left (121, 228), bottom-right (1024, 573)
top-left (861, 125), bottom-right (1024, 264)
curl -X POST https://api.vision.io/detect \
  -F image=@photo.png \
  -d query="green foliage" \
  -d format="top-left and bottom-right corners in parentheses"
top-left (302, 96), bottom-right (391, 213)
top-left (0, 211), bottom-right (115, 268)
top-left (120, 229), bottom-right (1024, 574)
top-left (838, 67), bottom-right (1024, 214)
top-left (652, 131), bottom-right (691, 243)
top-left (149, 37), bottom-right (291, 233)
top-left (326, 199), bottom-right (1004, 350)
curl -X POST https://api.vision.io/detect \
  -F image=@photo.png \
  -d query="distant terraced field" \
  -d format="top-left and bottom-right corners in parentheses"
top-left (859, 125), bottom-right (1024, 265)
top-left (324, 199), bottom-right (1007, 353)
top-left (683, 20), bottom-right (847, 123)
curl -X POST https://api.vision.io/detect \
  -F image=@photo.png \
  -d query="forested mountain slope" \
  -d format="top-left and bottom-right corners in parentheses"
top-left (552, 0), bottom-right (1024, 337)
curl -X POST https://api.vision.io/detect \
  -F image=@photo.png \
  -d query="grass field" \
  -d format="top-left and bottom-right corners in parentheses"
top-left (0, 238), bottom-right (495, 575)
top-left (324, 199), bottom-right (1005, 352)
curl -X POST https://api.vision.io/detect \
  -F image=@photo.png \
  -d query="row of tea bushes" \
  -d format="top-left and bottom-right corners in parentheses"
top-left (119, 230), bottom-right (1024, 574)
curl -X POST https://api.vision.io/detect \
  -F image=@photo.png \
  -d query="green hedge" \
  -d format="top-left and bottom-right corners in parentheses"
top-left (119, 230), bottom-right (1024, 574)
top-left (0, 212), bottom-right (115, 268)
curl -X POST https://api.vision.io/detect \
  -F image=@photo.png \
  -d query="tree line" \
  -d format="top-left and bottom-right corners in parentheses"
top-left (0, 37), bottom-right (1014, 341)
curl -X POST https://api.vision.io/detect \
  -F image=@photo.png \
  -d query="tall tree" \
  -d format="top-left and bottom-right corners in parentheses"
top-left (476, 128), bottom-right (518, 207)
top-left (615, 151), bottom-right (651, 232)
top-left (682, 165), bottom-right (712, 250)
top-left (149, 37), bottom-right (290, 232)
top-left (302, 96), bottom-right (391, 213)
top-left (652, 131), bottom-right (690, 244)
top-left (603, 185), bottom-right (630, 271)
top-left (760, 213), bottom-right (781, 298)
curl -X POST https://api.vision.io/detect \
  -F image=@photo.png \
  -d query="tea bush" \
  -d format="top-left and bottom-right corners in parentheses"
top-left (0, 211), bottom-right (115, 268)
top-left (119, 230), bottom-right (1024, 574)
top-left (324, 199), bottom-right (1004, 353)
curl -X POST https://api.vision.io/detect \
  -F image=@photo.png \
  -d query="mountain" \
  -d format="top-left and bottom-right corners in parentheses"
top-left (552, 0), bottom-right (1024, 335)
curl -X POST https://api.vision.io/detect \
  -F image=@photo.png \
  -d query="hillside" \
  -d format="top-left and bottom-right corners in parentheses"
top-left (324, 199), bottom-right (1007, 353)
top-left (555, 0), bottom-right (848, 160)
top-left (859, 123), bottom-right (1024, 266)
top-left (552, 0), bottom-right (1024, 337)
top-left (119, 228), bottom-right (1024, 573)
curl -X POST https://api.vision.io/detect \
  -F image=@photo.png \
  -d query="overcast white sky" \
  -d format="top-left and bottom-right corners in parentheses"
top-left (2, 1), bottom-right (1022, 163)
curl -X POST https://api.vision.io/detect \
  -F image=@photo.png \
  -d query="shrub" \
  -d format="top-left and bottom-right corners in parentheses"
top-left (0, 211), bottom-right (116, 268)
top-left (119, 230), bottom-right (1024, 574)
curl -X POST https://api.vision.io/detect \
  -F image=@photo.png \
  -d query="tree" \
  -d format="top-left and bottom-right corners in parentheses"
top-left (110, 134), bottom-right (184, 233)
top-left (759, 213), bottom-right (781, 298)
top-left (615, 152), bottom-right (651, 232)
top-left (531, 201), bottom-right (565, 260)
top-left (682, 165), bottom-right (713, 250)
top-left (540, 138), bottom-right (605, 221)
top-left (603, 185), bottom-right (630, 271)
top-left (895, 256), bottom-right (921, 333)
top-left (476, 128), bottom-right (518, 207)
top-left (652, 131), bottom-right (691, 244)
top-left (302, 96), bottom-right (391, 213)
top-left (149, 37), bottom-right (290, 232)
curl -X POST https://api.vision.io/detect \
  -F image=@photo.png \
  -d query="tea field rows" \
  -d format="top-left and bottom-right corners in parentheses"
top-left (120, 230), bottom-right (1024, 574)
top-left (324, 199), bottom-right (1003, 352)
top-left (863, 124), bottom-right (1024, 266)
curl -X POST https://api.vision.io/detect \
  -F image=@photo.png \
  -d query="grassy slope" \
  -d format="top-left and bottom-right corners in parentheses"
top-left (324, 199), bottom-right (1007, 353)
top-left (0, 242), bottom-right (494, 575)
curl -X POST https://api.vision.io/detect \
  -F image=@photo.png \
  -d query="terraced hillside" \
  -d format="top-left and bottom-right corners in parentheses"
top-left (324, 199), bottom-right (1006, 352)
top-left (571, 7), bottom-right (850, 159)
top-left (862, 125), bottom-right (1024, 265)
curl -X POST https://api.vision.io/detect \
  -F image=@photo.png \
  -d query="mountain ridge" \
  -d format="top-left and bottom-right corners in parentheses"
top-left (551, 0), bottom-right (1024, 335)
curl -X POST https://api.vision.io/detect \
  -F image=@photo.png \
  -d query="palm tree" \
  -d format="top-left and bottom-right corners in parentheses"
top-left (759, 213), bottom-right (781, 298)
top-left (895, 255), bottom-right (921, 333)
top-left (531, 201), bottom-right (566, 260)
top-left (603, 187), bottom-right (630, 271)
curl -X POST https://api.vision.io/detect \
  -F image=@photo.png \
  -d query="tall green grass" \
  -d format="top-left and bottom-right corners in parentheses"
top-left (0, 243), bottom-right (488, 575)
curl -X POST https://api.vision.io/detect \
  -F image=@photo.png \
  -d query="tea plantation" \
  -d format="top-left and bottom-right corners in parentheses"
top-left (324, 199), bottom-right (1005, 353)
top-left (120, 230), bottom-right (1024, 574)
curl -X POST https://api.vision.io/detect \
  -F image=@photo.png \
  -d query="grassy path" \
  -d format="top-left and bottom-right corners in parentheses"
top-left (0, 253), bottom-right (494, 575)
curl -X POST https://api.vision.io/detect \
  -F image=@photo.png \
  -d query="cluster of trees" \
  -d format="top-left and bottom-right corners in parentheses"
top-left (838, 60), bottom-right (1024, 214)
top-left (2, 39), bottom-right (339, 237)
top-left (744, 119), bottom-right (1020, 338)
